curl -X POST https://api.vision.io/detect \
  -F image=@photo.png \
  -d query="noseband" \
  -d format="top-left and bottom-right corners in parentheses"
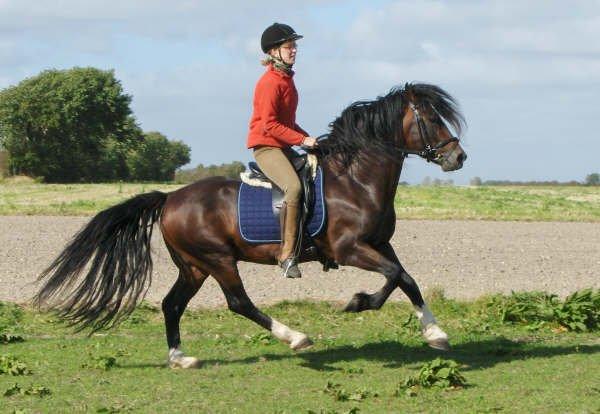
top-left (400, 102), bottom-right (459, 162)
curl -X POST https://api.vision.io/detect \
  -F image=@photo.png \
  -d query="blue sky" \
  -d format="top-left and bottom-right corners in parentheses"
top-left (1, 0), bottom-right (599, 184)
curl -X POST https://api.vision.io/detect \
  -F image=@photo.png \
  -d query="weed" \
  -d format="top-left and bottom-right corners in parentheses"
top-left (0, 333), bottom-right (25, 344)
top-left (322, 381), bottom-right (378, 402)
top-left (82, 355), bottom-right (118, 371)
top-left (307, 408), bottom-right (360, 414)
top-left (498, 290), bottom-right (599, 332)
top-left (398, 358), bottom-right (467, 394)
top-left (0, 302), bottom-right (24, 330)
top-left (245, 332), bottom-right (277, 346)
top-left (0, 355), bottom-right (31, 376)
top-left (96, 402), bottom-right (136, 412)
top-left (555, 289), bottom-right (599, 331)
top-left (4, 383), bottom-right (51, 398)
top-left (341, 366), bottom-right (364, 375)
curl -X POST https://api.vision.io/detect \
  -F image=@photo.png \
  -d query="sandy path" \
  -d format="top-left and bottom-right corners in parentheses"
top-left (0, 217), bottom-right (598, 309)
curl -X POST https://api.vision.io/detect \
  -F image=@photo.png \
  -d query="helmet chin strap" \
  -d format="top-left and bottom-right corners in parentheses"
top-left (269, 49), bottom-right (293, 73)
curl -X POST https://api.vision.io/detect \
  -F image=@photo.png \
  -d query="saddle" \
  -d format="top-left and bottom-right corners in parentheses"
top-left (247, 153), bottom-right (309, 217)
top-left (242, 151), bottom-right (338, 271)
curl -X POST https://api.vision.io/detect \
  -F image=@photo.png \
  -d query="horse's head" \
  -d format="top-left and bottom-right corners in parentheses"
top-left (402, 84), bottom-right (467, 171)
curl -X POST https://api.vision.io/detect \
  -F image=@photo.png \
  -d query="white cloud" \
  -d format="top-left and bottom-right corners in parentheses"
top-left (1, 0), bottom-right (599, 182)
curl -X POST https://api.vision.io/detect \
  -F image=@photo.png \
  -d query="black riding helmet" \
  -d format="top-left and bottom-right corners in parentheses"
top-left (261, 23), bottom-right (303, 53)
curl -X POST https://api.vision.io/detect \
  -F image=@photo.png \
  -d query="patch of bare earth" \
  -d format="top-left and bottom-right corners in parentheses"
top-left (1, 217), bottom-right (598, 309)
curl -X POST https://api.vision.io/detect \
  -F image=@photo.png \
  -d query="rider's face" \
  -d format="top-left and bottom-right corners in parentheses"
top-left (271, 41), bottom-right (297, 65)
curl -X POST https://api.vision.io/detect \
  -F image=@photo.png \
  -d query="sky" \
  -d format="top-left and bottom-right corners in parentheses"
top-left (1, 0), bottom-right (599, 184)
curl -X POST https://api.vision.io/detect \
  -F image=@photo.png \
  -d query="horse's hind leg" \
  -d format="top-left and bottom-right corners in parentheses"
top-left (213, 261), bottom-right (312, 350)
top-left (342, 242), bottom-right (450, 351)
top-left (162, 268), bottom-right (208, 368)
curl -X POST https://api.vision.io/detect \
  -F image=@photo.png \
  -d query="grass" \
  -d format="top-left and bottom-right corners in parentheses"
top-left (394, 185), bottom-right (600, 221)
top-left (0, 182), bottom-right (181, 216)
top-left (1, 294), bottom-right (599, 413)
top-left (0, 181), bottom-right (599, 221)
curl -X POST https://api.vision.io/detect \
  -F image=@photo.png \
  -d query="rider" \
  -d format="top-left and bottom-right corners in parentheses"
top-left (247, 23), bottom-right (318, 278)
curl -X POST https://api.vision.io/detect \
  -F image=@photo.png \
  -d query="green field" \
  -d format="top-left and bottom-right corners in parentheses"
top-left (0, 180), bottom-right (599, 221)
top-left (1, 294), bottom-right (599, 413)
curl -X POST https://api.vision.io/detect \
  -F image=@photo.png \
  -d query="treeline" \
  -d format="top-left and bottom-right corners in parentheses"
top-left (175, 161), bottom-right (246, 184)
top-left (0, 67), bottom-right (190, 182)
top-left (470, 174), bottom-right (600, 186)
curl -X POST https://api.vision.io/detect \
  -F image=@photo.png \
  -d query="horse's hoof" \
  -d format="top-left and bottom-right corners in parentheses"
top-left (290, 335), bottom-right (313, 351)
top-left (343, 292), bottom-right (370, 312)
top-left (422, 324), bottom-right (450, 351)
top-left (168, 348), bottom-right (202, 369)
top-left (427, 338), bottom-right (451, 352)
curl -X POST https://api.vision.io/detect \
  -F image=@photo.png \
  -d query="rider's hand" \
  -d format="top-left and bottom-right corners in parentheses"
top-left (302, 136), bottom-right (318, 148)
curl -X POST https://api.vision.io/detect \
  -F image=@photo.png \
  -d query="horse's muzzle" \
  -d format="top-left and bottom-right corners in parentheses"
top-left (440, 147), bottom-right (467, 171)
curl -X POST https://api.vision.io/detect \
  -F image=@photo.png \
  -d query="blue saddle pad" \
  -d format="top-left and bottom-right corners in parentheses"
top-left (238, 167), bottom-right (326, 243)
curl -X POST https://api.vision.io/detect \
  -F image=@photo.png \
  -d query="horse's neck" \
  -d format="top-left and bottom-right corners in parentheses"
top-left (323, 150), bottom-right (404, 206)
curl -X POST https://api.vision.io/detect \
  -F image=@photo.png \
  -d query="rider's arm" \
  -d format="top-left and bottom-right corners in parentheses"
top-left (294, 123), bottom-right (309, 137)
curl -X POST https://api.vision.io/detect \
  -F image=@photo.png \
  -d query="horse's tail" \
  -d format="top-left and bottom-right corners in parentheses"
top-left (33, 191), bottom-right (168, 332)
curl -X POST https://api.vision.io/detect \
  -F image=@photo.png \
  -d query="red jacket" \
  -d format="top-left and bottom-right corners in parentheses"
top-left (247, 65), bottom-right (308, 149)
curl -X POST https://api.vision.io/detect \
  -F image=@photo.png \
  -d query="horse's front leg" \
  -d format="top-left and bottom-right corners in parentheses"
top-left (341, 242), bottom-right (450, 351)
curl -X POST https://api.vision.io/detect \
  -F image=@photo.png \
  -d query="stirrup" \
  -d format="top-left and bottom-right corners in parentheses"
top-left (279, 257), bottom-right (301, 278)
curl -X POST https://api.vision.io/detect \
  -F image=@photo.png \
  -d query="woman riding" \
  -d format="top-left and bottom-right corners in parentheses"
top-left (247, 23), bottom-right (318, 278)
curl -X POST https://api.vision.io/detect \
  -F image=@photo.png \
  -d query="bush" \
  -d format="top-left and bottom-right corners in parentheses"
top-left (585, 173), bottom-right (600, 186)
top-left (127, 131), bottom-right (190, 181)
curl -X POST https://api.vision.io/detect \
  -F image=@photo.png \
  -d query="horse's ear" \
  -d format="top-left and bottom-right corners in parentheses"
top-left (403, 83), bottom-right (414, 101)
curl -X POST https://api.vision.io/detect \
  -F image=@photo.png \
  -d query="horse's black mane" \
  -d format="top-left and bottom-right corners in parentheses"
top-left (318, 83), bottom-right (465, 167)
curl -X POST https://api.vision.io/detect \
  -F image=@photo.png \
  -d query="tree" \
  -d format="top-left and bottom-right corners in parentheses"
top-left (175, 161), bottom-right (246, 183)
top-left (0, 67), bottom-right (141, 182)
top-left (127, 132), bottom-right (191, 181)
top-left (585, 173), bottom-right (600, 186)
top-left (470, 176), bottom-right (482, 186)
top-left (0, 150), bottom-right (8, 178)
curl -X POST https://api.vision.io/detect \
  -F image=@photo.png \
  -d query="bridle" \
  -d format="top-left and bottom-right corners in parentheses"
top-left (399, 102), bottom-right (459, 162)
top-left (312, 99), bottom-right (460, 165)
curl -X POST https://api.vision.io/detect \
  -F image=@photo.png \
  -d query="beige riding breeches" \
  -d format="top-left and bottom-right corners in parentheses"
top-left (253, 146), bottom-right (301, 206)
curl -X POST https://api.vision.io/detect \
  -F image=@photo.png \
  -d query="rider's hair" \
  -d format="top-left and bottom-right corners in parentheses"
top-left (261, 54), bottom-right (276, 66)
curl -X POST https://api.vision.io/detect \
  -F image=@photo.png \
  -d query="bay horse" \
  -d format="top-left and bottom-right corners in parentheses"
top-left (35, 83), bottom-right (467, 368)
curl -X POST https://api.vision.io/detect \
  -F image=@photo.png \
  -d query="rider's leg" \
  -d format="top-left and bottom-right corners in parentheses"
top-left (253, 146), bottom-right (302, 277)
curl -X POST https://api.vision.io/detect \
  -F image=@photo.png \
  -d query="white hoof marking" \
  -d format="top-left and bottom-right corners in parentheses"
top-left (271, 319), bottom-right (312, 350)
top-left (423, 324), bottom-right (448, 342)
top-left (168, 348), bottom-right (201, 369)
top-left (290, 334), bottom-right (313, 351)
top-left (414, 304), bottom-right (449, 344)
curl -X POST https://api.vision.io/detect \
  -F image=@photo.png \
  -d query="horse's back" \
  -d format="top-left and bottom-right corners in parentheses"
top-left (160, 177), bottom-right (241, 249)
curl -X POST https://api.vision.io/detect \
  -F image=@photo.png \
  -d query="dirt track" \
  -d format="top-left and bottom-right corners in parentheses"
top-left (0, 216), bottom-right (598, 309)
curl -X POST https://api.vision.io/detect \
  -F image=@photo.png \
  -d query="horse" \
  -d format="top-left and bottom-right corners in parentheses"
top-left (34, 82), bottom-right (467, 369)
